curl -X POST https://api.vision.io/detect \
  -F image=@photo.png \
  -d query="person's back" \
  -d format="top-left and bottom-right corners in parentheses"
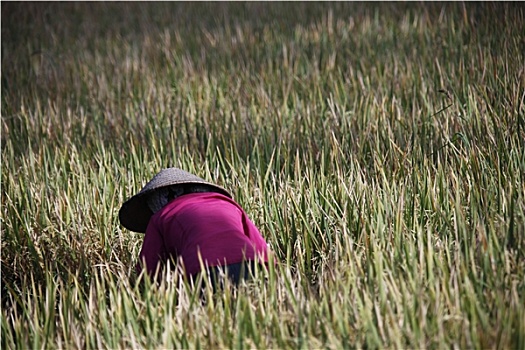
top-left (139, 192), bottom-right (268, 277)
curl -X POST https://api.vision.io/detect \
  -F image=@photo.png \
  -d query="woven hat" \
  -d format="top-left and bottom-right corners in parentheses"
top-left (119, 167), bottom-right (231, 233)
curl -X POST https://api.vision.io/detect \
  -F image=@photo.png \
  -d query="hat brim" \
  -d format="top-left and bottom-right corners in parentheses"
top-left (119, 193), bottom-right (154, 233)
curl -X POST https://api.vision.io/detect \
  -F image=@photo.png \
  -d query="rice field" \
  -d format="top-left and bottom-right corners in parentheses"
top-left (1, 2), bottom-right (524, 348)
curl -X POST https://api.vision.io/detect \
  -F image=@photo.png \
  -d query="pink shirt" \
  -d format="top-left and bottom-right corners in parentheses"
top-left (137, 192), bottom-right (268, 277)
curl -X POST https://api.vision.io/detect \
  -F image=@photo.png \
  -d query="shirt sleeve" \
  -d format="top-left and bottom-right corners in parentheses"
top-left (135, 218), bottom-right (167, 278)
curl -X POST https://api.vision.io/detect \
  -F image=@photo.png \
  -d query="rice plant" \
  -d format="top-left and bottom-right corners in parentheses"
top-left (2, 2), bottom-right (524, 348)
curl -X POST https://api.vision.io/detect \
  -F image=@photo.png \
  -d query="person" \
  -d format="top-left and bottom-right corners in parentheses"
top-left (119, 167), bottom-right (269, 288)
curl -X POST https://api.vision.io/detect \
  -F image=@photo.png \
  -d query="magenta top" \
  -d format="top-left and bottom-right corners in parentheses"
top-left (136, 192), bottom-right (269, 277)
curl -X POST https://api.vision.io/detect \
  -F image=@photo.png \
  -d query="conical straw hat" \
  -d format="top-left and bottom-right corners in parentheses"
top-left (119, 167), bottom-right (231, 233)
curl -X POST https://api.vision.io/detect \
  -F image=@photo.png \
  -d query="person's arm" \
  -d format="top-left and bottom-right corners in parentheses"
top-left (135, 219), bottom-right (167, 278)
top-left (241, 211), bottom-right (271, 262)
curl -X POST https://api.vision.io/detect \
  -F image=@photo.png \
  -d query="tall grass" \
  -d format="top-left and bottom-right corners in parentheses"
top-left (2, 2), bottom-right (524, 348)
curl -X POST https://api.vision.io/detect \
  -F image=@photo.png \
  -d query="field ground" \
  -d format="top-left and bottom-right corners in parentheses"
top-left (2, 2), bottom-right (524, 349)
